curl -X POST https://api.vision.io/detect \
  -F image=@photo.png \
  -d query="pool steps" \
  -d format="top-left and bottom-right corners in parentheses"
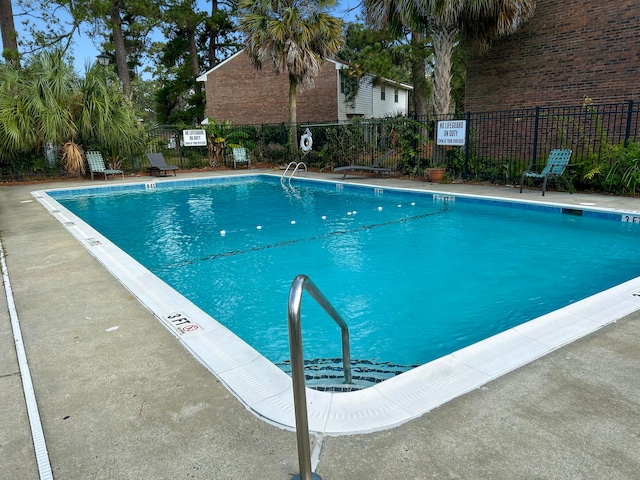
top-left (277, 358), bottom-right (420, 392)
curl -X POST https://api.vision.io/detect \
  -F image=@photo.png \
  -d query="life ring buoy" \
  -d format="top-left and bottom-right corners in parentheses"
top-left (300, 128), bottom-right (313, 153)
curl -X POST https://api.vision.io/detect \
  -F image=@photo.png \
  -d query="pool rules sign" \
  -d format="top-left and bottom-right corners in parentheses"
top-left (182, 129), bottom-right (207, 147)
top-left (437, 120), bottom-right (466, 146)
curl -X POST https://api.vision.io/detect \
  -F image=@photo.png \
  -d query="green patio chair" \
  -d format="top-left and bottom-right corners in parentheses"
top-left (519, 149), bottom-right (573, 196)
top-left (232, 147), bottom-right (251, 169)
top-left (86, 151), bottom-right (124, 181)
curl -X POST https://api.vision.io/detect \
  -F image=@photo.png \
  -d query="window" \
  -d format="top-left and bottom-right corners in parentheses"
top-left (381, 86), bottom-right (386, 101)
top-left (340, 72), bottom-right (346, 94)
top-left (394, 89), bottom-right (399, 103)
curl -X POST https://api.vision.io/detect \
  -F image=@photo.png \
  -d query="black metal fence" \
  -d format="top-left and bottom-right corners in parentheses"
top-left (2, 100), bottom-right (639, 186)
top-left (446, 100), bottom-right (640, 184)
top-left (157, 100), bottom-right (639, 184)
top-left (149, 122), bottom-right (292, 171)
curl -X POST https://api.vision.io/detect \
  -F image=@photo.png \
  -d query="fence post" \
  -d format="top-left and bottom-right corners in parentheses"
top-left (464, 111), bottom-right (471, 179)
top-left (624, 100), bottom-right (634, 147)
top-left (532, 106), bottom-right (540, 164)
top-left (177, 131), bottom-right (184, 168)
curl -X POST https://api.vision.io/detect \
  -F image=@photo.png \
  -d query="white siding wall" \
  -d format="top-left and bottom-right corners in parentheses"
top-left (336, 66), bottom-right (411, 120)
top-left (339, 77), bottom-right (373, 120)
top-left (372, 84), bottom-right (409, 118)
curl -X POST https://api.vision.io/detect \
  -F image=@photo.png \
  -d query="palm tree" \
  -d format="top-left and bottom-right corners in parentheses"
top-left (0, 51), bottom-right (78, 167)
top-left (0, 61), bottom-right (34, 159)
top-left (77, 63), bottom-right (145, 168)
top-left (237, 0), bottom-right (343, 150)
top-left (363, 0), bottom-right (431, 116)
top-left (0, 49), bottom-right (145, 176)
top-left (435, 0), bottom-right (536, 115)
top-left (365, 0), bottom-right (536, 116)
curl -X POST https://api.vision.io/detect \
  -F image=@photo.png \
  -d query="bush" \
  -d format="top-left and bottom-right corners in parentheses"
top-left (604, 142), bottom-right (640, 195)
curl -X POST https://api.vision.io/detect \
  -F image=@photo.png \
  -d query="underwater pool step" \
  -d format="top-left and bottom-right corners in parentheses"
top-left (277, 357), bottom-right (420, 391)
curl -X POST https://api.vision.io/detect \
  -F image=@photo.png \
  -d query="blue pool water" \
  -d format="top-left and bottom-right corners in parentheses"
top-left (53, 177), bottom-right (640, 370)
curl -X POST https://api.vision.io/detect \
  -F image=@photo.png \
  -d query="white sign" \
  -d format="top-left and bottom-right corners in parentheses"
top-left (182, 129), bottom-right (207, 147)
top-left (437, 120), bottom-right (466, 146)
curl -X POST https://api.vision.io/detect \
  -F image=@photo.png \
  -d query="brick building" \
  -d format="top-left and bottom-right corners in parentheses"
top-left (465, 0), bottom-right (640, 111)
top-left (196, 50), bottom-right (411, 124)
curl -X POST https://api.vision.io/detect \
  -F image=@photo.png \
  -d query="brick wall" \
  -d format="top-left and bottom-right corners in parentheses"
top-left (465, 0), bottom-right (640, 111)
top-left (203, 51), bottom-right (340, 124)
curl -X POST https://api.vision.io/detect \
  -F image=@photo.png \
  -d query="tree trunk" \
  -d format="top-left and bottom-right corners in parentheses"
top-left (110, 0), bottom-right (132, 99)
top-left (186, 24), bottom-right (202, 94)
top-left (208, 0), bottom-right (218, 69)
top-left (432, 26), bottom-right (457, 116)
top-left (410, 29), bottom-right (429, 118)
top-left (288, 75), bottom-right (297, 151)
top-left (0, 0), bottom-right (19, 66)
top-left (432, 26), bottom-right (457, 166)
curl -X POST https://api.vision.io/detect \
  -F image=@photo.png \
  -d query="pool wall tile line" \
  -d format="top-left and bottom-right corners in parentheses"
top-left (282, 174), bottom-right (640, 223)
top-left (46, 183), bottom-right (146, 198)
top-left (31, 178), bottom-right (640, 436)
top-left (41, 174), bottom-right (640, 225)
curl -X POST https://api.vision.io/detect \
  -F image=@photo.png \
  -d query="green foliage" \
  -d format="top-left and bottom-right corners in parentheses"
top-left (364, 0), bottom-right (534, 116)
top-left (449, 42), bottom-right (467, 114)
top-left (325, 121), bottom-right (367, 165)
top-left (203, 119), bottom-right (251, 165)
top-left (0, 50), bottom-right (79, 160)
top-left (604, 142), bottom-right (640, 195)
top-left (388, 116), bottom-right (428, 172)
top-left (337, 22), bottom-right (410, 105)
top-left (0, 49), bottom-right (145, 176)
top-left (575, 97), bottom-right (615, 184)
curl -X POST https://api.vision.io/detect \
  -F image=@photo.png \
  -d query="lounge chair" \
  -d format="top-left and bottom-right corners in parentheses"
top-left (86, 151), bottom-right (124, 181)
top-left (147, 153), bottom-right (179, 176)
top-left (333, 149), bottom-right (394, 179)
top-left (519, 149), bottom-right (573, 196)
top-left (232, 147), bottom-right (250, 169)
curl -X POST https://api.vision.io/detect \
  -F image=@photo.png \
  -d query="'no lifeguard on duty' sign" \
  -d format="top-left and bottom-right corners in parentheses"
top-left (183, 129), bottom-right (207, 147)
top-left (437, 120), bottom-right (466, 146)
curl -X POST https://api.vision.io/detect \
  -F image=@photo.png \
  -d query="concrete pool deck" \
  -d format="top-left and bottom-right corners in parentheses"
top-left (1, 170), bottom-right (640, 479)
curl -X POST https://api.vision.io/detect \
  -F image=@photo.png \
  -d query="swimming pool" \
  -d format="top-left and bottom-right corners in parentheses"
top-left (34, 174), bottom-right (640, 434)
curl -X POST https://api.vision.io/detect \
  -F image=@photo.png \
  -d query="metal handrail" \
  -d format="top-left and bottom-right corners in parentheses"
top-left (287, 274), bottom-right (352, 480)
top-left (291, 162), bottom-right (308, 177)
top-left (281, 161), bottom-right (297, 180)
top-left (281, 161), bottom-right (307, 182)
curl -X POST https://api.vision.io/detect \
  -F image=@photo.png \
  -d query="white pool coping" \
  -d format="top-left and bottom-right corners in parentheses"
top-left (32, 176), bottom-right (640, 435)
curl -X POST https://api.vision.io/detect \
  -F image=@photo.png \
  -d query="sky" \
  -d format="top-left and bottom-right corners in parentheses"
top-left (14, 0), bottom-right (363, 75)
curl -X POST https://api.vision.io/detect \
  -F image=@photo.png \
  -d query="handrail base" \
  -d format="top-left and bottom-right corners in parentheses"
top-left (292, 473), bottom-right (322, 480)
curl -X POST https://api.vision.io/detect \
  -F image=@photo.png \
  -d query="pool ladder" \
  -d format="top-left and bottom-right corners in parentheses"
top-left (281, 161), bottom-right (307, 182)
top-left (287, 274), bottom-right (352, 480)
